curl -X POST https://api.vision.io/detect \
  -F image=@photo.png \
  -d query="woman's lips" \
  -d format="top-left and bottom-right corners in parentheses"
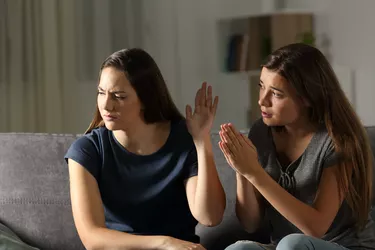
top-left (261, 111), bottom-right (272, 118)
top-left (103, 114), bottom-right (118, 120)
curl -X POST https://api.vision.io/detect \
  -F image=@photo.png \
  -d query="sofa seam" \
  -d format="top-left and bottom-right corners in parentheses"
top-left (0, 198), bottom-right (71, 206)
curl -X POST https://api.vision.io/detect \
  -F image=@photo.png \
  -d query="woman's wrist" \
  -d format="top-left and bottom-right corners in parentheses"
top-left (193, 134), bottom-right (212, 149)
top-left (152, 235), bottom-right (169, 250)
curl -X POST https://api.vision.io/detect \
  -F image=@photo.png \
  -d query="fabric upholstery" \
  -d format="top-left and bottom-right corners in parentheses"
top-left (0, 128), bottom-right (374, 250)
top-left (0, 133), bottom-right (84, 250)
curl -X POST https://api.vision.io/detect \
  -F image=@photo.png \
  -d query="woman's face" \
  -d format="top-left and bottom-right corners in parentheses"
top-left (258, 67), bottom-right (308, 127)
top-left (97, 67), bottom-right (143, 131)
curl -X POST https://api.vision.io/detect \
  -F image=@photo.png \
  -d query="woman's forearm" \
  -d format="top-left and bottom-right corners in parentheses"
top-left (82, 227), bottom-right (166, 250)
top-left (192, 136), bottom-right (226, 226)
top-left (248, 169), bottom-right (334, 238)
top-left (235, 173), bottom-right (263, 233)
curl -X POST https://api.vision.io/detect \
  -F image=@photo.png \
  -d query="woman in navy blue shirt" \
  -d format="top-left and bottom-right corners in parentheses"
top-left (65, 48), bottom-right (225, 249)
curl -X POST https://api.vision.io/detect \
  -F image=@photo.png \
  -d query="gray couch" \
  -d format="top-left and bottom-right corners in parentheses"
top-left (0, 128), bottom-right (374, 250)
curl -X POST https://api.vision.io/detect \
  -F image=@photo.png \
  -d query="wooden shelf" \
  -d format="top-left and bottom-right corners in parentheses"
top-left (218, 11), bottom-right (314, 73)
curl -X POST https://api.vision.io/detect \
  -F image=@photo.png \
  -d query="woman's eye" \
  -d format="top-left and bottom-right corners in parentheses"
top-left (115, 96), bottom-right (126, 100)
top-left (273, 92), bottom-right (282, 98)
top-left (98, 92), bottom-right (105, 95)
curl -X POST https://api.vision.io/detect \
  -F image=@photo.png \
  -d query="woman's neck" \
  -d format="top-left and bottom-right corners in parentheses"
top-left (113, 121), bottom-right (171, 156)
top-left (282, 124), bottom-right (317, 139)
top-left (281, 114), bottom-right (317, 139)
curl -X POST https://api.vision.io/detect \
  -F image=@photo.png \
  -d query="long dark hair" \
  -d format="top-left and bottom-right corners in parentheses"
top-left (86, 48), bottom-right (183, 133)
top-left (263, 43), bottom-right (373, 229)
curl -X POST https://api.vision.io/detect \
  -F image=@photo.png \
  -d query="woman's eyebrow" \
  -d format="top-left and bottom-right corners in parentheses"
top-left (97, 86), bottom-right (126, 94)
top-left (270, 86), bottom-right (284, 93)
top-left (260, 80), bottom-right (284, 93)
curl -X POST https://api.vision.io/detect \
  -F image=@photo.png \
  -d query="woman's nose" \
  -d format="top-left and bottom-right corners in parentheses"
top-left (258, 91), bottom-right (270, 107)
top-left (100, 94), bottom-right (114, 111)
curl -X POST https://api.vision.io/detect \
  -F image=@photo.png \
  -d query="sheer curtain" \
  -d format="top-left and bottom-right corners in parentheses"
top-left (0, 0), bottom-right (142, 133)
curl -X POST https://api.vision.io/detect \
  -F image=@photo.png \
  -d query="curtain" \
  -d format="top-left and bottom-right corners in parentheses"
top-left (0, 0), bottom-right (142, 133)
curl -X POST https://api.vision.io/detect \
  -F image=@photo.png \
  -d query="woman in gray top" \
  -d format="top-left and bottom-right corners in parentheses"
top-left (220, 43), bottom-right (375, 249)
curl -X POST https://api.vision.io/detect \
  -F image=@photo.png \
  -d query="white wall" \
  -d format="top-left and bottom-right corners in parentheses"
top-left (141, 0), bottom-right (266, 130)
top-left (140, 0), bottom-right (182, 111)
top-left (284, 0), bottom-right (375, 126)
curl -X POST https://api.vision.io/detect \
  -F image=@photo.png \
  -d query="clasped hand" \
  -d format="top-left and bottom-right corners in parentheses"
top-left (218, 123), bottom-right (262, 179)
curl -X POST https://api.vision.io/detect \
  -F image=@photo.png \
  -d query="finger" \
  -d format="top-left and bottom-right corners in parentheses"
top-left (219, 127), bottom-right (229, 143)
top-left (185, 105), bottom-right (193, 120)
top-left (220, 129), bottom-right (231, 145)
top-left (240, 133), bottom-right (251, 146)
top-left (195, 88), bottom-right (201, 109)
top-left (219, 142), bottom-right (233, 165)
top-left (219, 140), bottom-right (230, 156)
top-left (222, 141), bottom-right (234, 158)
top-left (218, 141), bottom-right (226, 154)
top-left (223, 124), bottom-right (241, 149)
top-left (219, 130), bottom-right (228, 143)
top-left (200, 82), bottom-right (207, 106)
top-left (206, 85), bottom-right (212, 107)
top-left (227, 123), bottom-right (244, 145)
top-left (228, 123), bottom-right (240, 135)
top-left (211, 96), bottom-right (219, 116)
top-left (220, 129), bottom-right (237, 154)
top-left (221, 129), bottom-right (239, 153)
top-left (228, 123), bottom-right (244, 148)
top-left (240, 134), bottom-right (256, 150)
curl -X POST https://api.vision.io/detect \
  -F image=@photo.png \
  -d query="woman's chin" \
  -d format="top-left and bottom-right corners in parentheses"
top-left (262, 117), bottom-right (274, 125)
top-left (262, 117), bottom-right (281, 127)
top-left (104, 122), bottom-right (119, 131)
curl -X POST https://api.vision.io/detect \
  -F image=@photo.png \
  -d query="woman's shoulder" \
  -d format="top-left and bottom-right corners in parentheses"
top-left (308, 127), bottom-right (337, 161)
top-left (85, 126), bottom-right (108, 137)
top-left (171, 119), bottom-right (192, 138)
top-left (248, 118), bottom-right (270, 142)
top-left (71, 126), bottom-right (109, 152)
top-left (165, 119), bottom-right (195, 149)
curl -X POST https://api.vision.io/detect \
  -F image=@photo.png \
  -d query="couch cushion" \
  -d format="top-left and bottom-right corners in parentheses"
top-left (0, 133), bottom-right (84, 250)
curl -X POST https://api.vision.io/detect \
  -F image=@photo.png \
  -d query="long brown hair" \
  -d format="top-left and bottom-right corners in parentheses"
top-left (263, 43), bottom-right (373, 229)
top-left (86, 48), bottom-right (183, 133)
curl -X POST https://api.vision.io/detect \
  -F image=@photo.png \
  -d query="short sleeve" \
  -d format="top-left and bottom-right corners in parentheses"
top-left (183, 147), bottom-right (198, 180)
top-left (323, 141), bottom-right (341, 168)
top-left (247, 118), bottom-right (265, 143)
top-left (64, 136), bottom-right (101, 180)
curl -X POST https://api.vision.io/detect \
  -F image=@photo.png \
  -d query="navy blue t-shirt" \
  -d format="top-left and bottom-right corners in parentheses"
top-left (64, 120), bottom-right (199, 242)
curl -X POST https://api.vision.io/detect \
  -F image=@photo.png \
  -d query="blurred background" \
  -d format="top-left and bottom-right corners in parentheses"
top-left (1, 0), bottom-right (375, 134)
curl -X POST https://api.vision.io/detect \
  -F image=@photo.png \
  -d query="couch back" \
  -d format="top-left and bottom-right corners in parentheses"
top-left (0, 133), bottom-right (84, 250)
top-left (0, 127), bottom-right (374, 250)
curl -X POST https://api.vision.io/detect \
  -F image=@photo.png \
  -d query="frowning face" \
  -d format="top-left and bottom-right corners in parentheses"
top-left (97, 67), bottom-right (143, 131)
